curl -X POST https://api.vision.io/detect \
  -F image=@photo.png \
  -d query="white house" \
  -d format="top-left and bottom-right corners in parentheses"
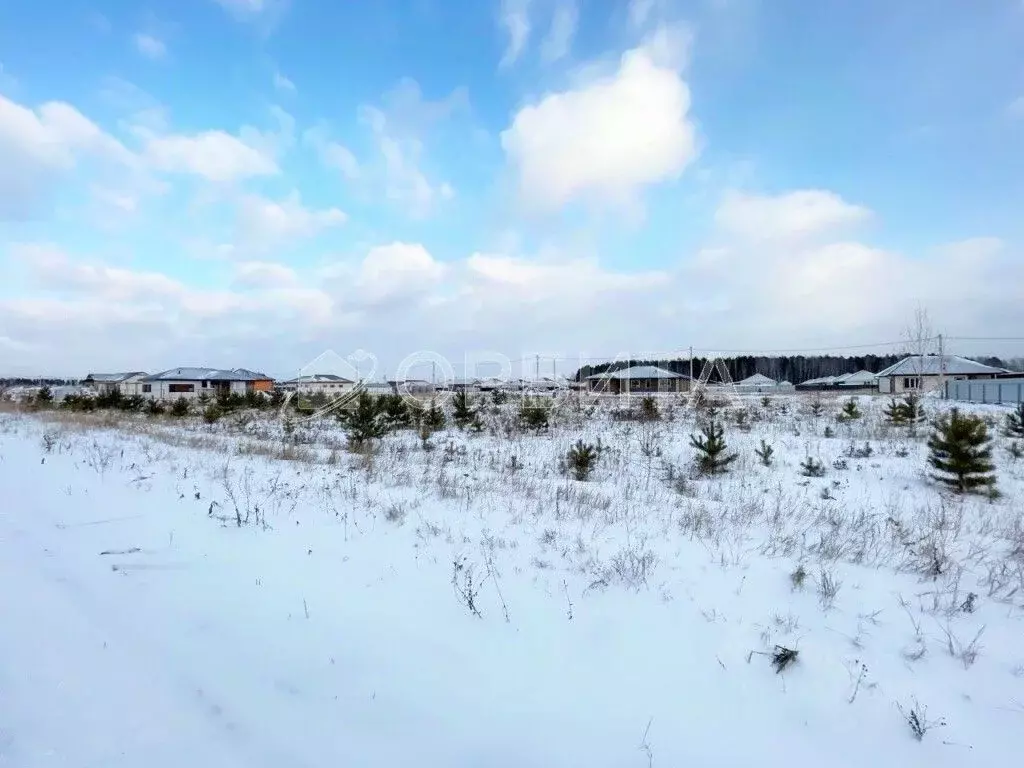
top-left (734, 373), bottom-right (779, 393)
top-left (131, 368), bottom-right (275, 400)
top-left (876, 355), bottom-right (1009, 395)
top-left (279, 374), bottom-right (356, 395)
top-left (833, 370), bottom-right (878, 390)
top-left (82, 372), bottom-right (148, 395)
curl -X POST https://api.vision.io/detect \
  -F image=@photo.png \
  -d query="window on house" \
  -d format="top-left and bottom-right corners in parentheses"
top-left (168, 383), bottom-right (195, 393)
top-left (142, 384), bottom-right (152, 393)
top-left (903, 377), bottom-right (920, 390)
top-left (202, 381), bottom-right (209, 388)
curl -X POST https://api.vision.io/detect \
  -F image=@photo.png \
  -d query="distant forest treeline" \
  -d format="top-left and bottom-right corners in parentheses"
top-left (574, 354), bottom-right (1019, 384)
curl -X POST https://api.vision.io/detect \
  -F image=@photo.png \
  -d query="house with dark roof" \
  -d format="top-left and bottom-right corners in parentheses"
top-left (130, 367), bottom-right (274, 400)
top-left (585, 365), bottom-right (691, 394)
top-left (876, 355), bottom-right (1009, 395)
top-left (82, 372), bottom-right (148, 396)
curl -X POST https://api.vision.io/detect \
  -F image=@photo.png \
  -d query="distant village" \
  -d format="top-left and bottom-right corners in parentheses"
top-left (3, 353), bottom-right (1023, 406)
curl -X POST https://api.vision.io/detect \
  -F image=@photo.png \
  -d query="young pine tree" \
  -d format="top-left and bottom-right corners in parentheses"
top-left (884, 398), bottom-right (908, 425)
top-left (452, 390), bottom-right (476, 429)
top-left (902, 392), bottom-right (926, 435)
top-left (927, 408), bottom-right (996, 494)
top-left (35, 385), bottom-right (54, 406)
top-left (690, 419), bottom-right (737, 475)
top-left (1004, 402), bottom-right (1024, 439)
top-left (338, 392), bottom-right (389, 447)
top-left (838, 398), bottom-right (862, 421)
top-left (755, 439), bottom-right (775, 467)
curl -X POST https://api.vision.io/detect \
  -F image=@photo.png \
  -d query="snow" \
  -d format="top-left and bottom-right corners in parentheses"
top-left (1, 395), bottom-right (1022, 766)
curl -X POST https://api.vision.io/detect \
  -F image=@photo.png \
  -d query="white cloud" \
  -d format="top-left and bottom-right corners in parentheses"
top-left (714, 190), bottom-right (871, 241)
top-left (5, 221), bottom-right (1024, 377)
top-left (354, 242), bottom-right (446, 306)
top-left (499, 0), bottom-right (532, 67)
top-left (144, 130), bottom-right (278, 182)
top-left (501, 45), bottom-right (696, 211)
top-left (1007, 96), bottom-right (1024, 119)
top-left (540, 1), bottom-right (578, 63)
top-left (14, 243), bottom-right (182, 301)
top-left (0, 93), bottom-right (137, 219)
top-left (233, 260), bottom-right (299, 288)
top-left (274, 71), bottom-right (295, 92)
top-left (308, 83), bottom-right (456, 218)
top-left (364, 107), bottom-right (453, 217)
top-left (133, 33), bottom-right (167, 60)
top-left (304, 126), bottom-right (360, 179)
top-left (236, 191), bottom-right (346, 244)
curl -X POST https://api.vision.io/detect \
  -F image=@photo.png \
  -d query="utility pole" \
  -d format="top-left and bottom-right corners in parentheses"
top-left (535, 354), bottom-right (540, 382)
top-left (431, 361), bottom-right (436, 387)
top-left (689, 346), bottom-right (694, 383)
top-left (938, 333), bottom-right (946, 399)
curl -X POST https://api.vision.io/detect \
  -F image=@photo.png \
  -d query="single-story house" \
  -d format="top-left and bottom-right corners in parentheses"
top-left (586, 365), bottom-right (691, 394)
top-left (361, 381), bottom-right (394, 395)
top-left (82, 372), bottom-right (148, 395)
top-left (130, 367), bottom-right (274, 400)
top-left (437, 377), bottom-right (480, 393)
top-left (388, 379), bottom-right (434, 395)
top-left (834, 370), bottom-right (879, 390)
top-left (734, 373), bottom-right (779, 393)
top-left (876, 355), bottom-right (1010, 395)
top-left (279, 374), bottom-right (356, 395)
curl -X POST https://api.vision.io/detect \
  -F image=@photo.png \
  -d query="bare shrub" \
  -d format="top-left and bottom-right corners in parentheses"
top-left (897, 698), bottom-right (945, 741)
top-left (607, 546), bottom-right (659, 591)
top-left (816, 568), bottom-right (842, 610)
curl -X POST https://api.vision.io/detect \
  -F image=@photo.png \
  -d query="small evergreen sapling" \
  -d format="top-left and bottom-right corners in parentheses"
top-left (884, 398), bottom-right (908, 425)
top-left (423, 400), bottom-right (446, 431)
top-left (755, 439), bottom-right (775, 467)
top-left (338, 392), bottom-right (389, 447)
top-left (1007, 441), bottom-right (1024, 462)
top-left (1004, 402), bottom-right (1024, 439)
top-left (903, 392), bottom-right (926, 436)
top-left (838, 397), bottom-right (862, 421)
top-left (452, 390), bottom-right (477, 429)
top-left (169, 398), bottom-right (190, 417)
top-left (519, 397), bottom-right (551, 431)
top-left (927, 409), bottom-right (996, 494)
top-left (689, 419), bottom-right (737, 475)
top-left (639, 396), bottom-right (660, 422)
top-left (566, 440), bottom-right (600, 481)
top-left (800, 457), bottom-right (825, 477)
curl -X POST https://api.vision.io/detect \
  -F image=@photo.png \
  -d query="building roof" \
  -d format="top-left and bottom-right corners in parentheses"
top-left (834, 370), bottom-right (878, 386)
top-left (142, 367), bottom-right (272, 382)
top-left (876, 355), bottom-right (1009, 378)
top-left (586, 365), bottom-right (688, 381)
top-left (737, 373), bottom-right (777, 386)
top-left (282, 374), bottom-right (354, 384)
top-left (84, 372), bottom-right (147, 383)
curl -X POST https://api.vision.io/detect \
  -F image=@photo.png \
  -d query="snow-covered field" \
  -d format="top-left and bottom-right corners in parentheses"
top-left (2, 394), bottom-right (1022, 767)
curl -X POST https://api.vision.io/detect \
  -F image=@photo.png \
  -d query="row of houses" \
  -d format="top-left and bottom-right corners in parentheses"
top-left (796, 356), bottom-right (1016, 395)
top-left (63, 354), bottom-right (1021, 403)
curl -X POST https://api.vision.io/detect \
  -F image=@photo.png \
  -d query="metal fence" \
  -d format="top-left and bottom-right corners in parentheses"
top-left (945, 378), bottom-right (1024, 405)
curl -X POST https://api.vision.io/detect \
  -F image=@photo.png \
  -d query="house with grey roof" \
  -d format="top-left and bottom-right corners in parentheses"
top-left (130, 367), bottom-right (275, 400)
top-left (833, 370), bottom-right (879, 390)
top-left (279, 373), bottom-right (356, 395)
top-left (876, 355), bottom-right (1009, 395)
top-left (82, 372), bottom-right (148, 396)
top-left (586, 365), bottom-right (691, 394)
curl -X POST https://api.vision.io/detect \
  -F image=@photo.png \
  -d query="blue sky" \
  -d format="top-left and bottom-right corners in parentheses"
top-left (1, 0), bottom-right (1023, 377)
